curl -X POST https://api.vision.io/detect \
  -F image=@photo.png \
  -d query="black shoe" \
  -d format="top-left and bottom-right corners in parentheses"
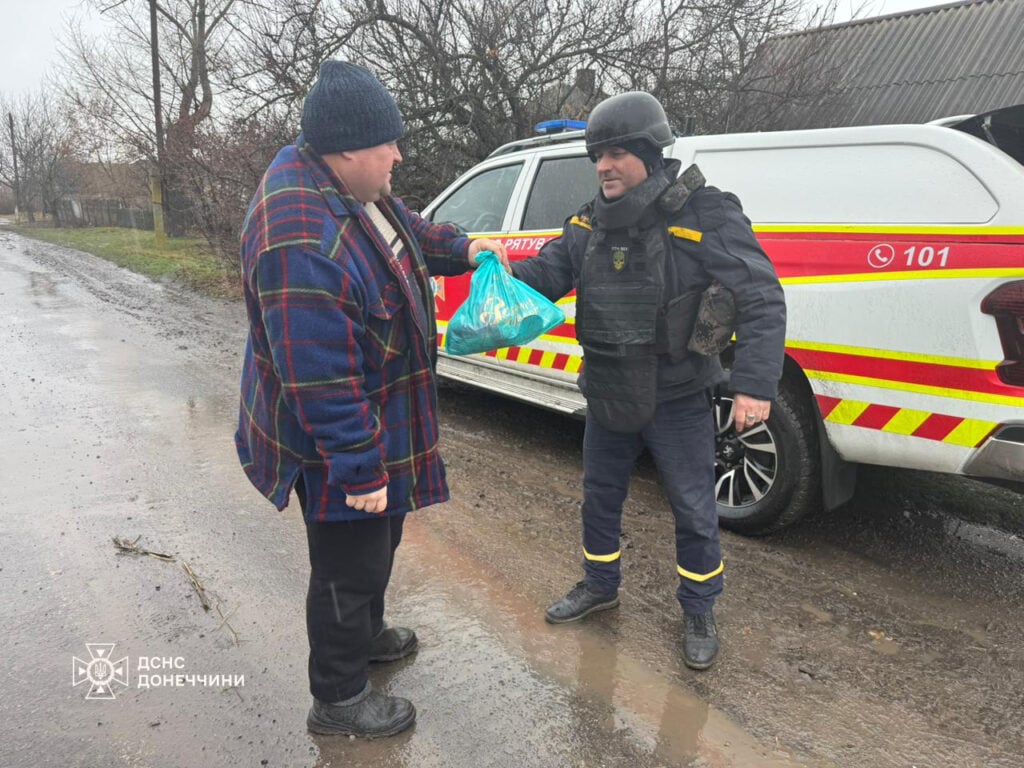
top-left (545, 581), bottom-right (620, 624)
top-left (369, 626), bottom-right (418, 663)
top-left (307, 684), bottom-right (416, 738)
top-left (683, 610), bottom-right (719, 670)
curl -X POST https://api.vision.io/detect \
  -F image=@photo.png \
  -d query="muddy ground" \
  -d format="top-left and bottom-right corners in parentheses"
top-left (1, 228), bottom-right (1022, 768)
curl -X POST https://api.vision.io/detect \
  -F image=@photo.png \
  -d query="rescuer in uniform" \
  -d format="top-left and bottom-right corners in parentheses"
top-left (511, 91), bottom-right (786, 669)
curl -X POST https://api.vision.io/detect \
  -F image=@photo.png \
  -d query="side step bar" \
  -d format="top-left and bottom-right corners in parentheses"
top-left (437, 354), bottom-right (587, 418)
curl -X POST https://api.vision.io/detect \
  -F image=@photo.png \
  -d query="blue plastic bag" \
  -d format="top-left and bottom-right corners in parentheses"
top-left (445, 252), bottom-right (565, 356)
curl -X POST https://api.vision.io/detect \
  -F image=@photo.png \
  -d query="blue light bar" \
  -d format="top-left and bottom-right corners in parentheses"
top-left (534, 119), bottom-right (587, 135)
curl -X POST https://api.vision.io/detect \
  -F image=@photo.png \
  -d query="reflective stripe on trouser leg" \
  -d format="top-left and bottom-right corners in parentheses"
top-left (642, 392), bottom-right (723, 614)
top-left (580, 409), bottom-right (645, 595)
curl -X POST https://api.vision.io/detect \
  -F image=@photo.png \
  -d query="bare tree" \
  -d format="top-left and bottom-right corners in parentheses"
top-left (176, 114), bottom-right (295, 260)
top-left (51, 0), bottom-right (842, 267)
top-left (315, 0), bottom-right (641, 207)
top-left (714, 0), bottom-right (848, 132)
top-left (222, 0), bottom-right (354, 121)
top-left (0, 91), bottom-right (82, 225)
top-left (61, 0), bottom-right (237, 233)
top-left (593, 0), bottom-right (844, 135)
top-left (304, 0), bottom-right (833, 205)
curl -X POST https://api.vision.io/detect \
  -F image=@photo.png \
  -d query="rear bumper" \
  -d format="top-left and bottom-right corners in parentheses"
top-left (964, 425), bottom-right (1024, 482)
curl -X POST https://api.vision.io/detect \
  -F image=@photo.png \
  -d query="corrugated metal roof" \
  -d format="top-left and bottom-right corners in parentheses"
top-left (745, 0), bottom-right (1024, 128)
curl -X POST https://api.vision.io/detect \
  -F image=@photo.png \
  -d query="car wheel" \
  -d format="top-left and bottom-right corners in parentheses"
top-left (713, 378), bottom-right (820, 535)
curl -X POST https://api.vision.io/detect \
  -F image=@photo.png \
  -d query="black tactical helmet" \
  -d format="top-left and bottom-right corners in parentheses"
top-left (585, 91), bottom-right (674, 159)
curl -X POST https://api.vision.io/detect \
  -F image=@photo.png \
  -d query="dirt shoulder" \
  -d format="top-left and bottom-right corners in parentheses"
top-left (435, 382), bottom-right (1024, 768)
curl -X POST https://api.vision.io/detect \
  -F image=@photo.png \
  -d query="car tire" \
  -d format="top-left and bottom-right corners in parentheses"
top-left (713, 377), bottom-right (820, 536)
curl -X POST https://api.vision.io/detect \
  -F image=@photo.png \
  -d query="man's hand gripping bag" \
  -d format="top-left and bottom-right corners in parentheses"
top-left (444, 252), bottom-right (565, 356)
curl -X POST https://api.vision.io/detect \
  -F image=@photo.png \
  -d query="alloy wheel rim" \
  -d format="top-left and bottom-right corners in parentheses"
top-left (713, 396), bottom-right (779, 510)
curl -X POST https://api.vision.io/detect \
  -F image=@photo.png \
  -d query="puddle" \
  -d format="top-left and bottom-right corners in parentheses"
top-left (317, 518), bottom-right (810, 768)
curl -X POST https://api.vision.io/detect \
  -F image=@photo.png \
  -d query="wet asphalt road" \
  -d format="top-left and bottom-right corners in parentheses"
top-left (1, 229), bottom-right (1022, 768)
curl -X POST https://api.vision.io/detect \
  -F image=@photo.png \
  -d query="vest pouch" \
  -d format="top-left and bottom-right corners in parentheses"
top-left (580, 353), bottom-right (658, 433)
top-left (687, 281), bottom-right (737, 356)
top-left (660, 288), bottom-right (702, 362)
top-left (577, 283), bottom-right (660, 347)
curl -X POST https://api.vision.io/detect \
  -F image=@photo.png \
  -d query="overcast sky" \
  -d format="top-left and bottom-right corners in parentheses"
top-left (0, 0), bottom-right (964, 99)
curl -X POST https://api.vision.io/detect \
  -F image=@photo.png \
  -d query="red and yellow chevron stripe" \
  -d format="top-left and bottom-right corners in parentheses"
top-left (437, 324), bottom-right (583, 374)
top-left (815, 394), bottom-right (999, 447)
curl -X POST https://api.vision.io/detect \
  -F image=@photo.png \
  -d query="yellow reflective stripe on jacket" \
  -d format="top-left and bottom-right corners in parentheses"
top-left (583, 548), bottom-right (621, 563)
top-left (570, 215), bottom-right (592, 230)
top-left (677, 560), bottom-right (724, 582)
top-left (668, 226), bottom-right (703, 243)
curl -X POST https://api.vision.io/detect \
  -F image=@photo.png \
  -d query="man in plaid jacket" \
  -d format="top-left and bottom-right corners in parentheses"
top-left (235, 60), bottom-right (507, 738)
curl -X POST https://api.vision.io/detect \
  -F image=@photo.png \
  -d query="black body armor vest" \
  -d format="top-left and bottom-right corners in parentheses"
top-left (576, 165), bottom-right (706, 432)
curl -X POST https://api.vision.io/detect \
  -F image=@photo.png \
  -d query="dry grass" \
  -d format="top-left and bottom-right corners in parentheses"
top-left (3, 222), bottom-right (240, 298)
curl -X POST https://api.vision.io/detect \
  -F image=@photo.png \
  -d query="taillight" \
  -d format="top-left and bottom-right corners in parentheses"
top-left (981, 280), bottom-right (1024, 386)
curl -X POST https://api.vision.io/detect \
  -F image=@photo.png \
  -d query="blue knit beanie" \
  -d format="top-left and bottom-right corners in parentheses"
top-left (301, 61), bottom-right (405, 154)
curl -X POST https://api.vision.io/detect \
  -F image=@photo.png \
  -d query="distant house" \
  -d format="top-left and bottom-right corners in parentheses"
top-left (60, 160), bottom-right (153, 229)
top-left (736, 0), bottom-right (1024, 130)
top-left (69, 160), bottom-right (150, 207)
top-left (537, 68), bottom-right (608, 123)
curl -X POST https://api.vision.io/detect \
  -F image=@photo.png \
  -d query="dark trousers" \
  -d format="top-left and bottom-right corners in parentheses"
top-left (297, 478), bottom-right (404, 703)
top-left (580, 391), bottom-right (723, 614)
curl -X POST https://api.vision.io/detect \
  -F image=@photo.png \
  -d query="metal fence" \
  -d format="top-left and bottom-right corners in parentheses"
top-left (59, 199), bottom-right (154, 231)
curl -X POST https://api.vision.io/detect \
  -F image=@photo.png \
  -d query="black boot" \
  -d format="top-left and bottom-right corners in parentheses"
top-left (307, 683), bottom-right (416, 738)
top-left (683, 610), bottom-right (719, 670)
top-left (369, 626), bottom-right (418, 663)
top-left (545, 581), bottom-right (620, 624)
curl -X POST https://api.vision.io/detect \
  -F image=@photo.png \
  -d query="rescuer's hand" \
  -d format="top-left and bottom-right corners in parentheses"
top-left (733, 393), bottom-right (771, 433)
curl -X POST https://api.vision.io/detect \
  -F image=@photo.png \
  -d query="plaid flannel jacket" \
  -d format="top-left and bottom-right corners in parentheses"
top-left (235, 136), bottom-right (471, 521)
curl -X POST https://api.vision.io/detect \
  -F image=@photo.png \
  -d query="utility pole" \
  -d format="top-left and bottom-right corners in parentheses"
top-left (7, 112), bottom-right (21, 222)
top-left (149, 0), bottom-right (166, 245)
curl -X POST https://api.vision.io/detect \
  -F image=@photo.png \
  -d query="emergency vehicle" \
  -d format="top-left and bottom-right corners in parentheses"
top-left (421, 105), bottom-right (1024, 534)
